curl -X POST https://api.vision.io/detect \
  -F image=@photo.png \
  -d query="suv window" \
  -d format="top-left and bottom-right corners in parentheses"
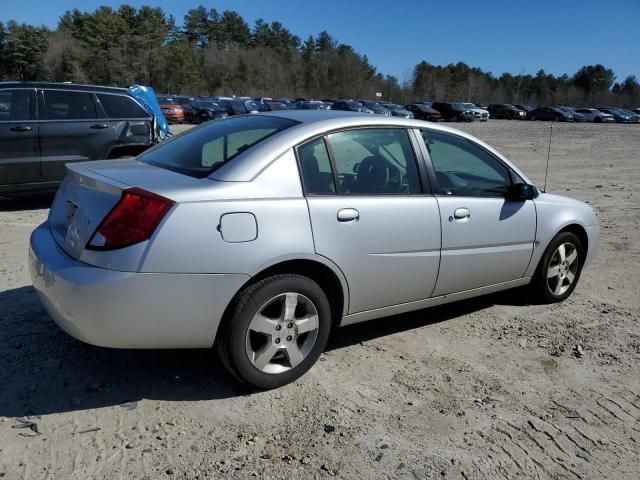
top-left (421, 130), bottom-right (511, 197)
top-left (140, 115), bottom-right (297, 178)
top-left (326, 128), bottom-right (421, 195)
top-left (97, 94), bottom-right (147, 118)
top-left (43, 90), bottom-right (97, 120)
top-left (0, 90), bottom-right (32, 121)
top-left (297, 137), bottom-right (335, 194)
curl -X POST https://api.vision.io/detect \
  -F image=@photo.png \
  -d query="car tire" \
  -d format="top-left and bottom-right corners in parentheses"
top-left (530, 114), bottom-right (536, 121)
top-left (554, 115), bottom-right (561, 122)
top-left (531, 231), bottom-right (584, 304)
top-left (217, 274), bottom-right (332, 389)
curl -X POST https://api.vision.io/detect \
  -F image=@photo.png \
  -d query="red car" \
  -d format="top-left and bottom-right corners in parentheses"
top-left (404, 104), bottom-right (443, 121)
top-left (157, 96), bottom-right (186, 123)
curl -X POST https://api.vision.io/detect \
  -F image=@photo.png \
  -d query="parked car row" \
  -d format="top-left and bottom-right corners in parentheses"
top-left (487, 103), bottom-right (639, 123)
top-left (155, 93), bottom-right (640, 126)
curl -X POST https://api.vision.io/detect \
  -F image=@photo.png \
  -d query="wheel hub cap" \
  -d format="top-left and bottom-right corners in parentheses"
top-left (546, 242), bottom-right (579, 296)
top-left (245, 292), bottom-right (320, 374)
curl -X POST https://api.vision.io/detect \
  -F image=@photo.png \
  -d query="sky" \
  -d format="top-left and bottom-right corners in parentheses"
top-left (3, 0), bottom-right (639, 83)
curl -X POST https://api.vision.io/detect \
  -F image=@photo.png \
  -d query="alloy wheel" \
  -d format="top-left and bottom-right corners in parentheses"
top-left (245, 292), bottom-right (320, 374)
top-left (546, 243), bottom-right (579, 296)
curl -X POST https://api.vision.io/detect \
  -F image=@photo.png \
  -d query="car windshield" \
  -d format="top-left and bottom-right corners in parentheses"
top-left (345, 101), bottom-right (361, 109)
top-left (139, 115), bottom-right (298, 178)
top-left (194, 101), bottom-right (218, 109)
top-left (451, 103), bottom-right (466, 109)
top-left (302, 102), bottom-right (324, 110)
top-left (462, 103), bottom-right (476, 109)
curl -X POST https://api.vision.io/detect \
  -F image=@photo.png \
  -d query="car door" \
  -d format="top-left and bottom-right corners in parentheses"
top-left (39, 89), bottom-right (116, 182)
top-left (419, 129), bottom-right (536, 296)
top-left (300, 127), bottom-right (441, 314)
top-left (0, 88), bottom-right (41, 185)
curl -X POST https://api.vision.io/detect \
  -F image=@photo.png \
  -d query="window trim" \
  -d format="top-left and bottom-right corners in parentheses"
top-left (417, 128), bottom-right (518, 198)
top-left (294, 126), bottom-right (428, 197)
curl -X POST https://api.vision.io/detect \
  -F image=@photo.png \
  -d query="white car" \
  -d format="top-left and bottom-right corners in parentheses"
top-left (462, 103), bottom-right (489, 121)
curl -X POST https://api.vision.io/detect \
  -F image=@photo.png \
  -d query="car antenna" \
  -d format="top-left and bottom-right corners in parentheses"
top-left (542, 122), bottom-right (553, 192)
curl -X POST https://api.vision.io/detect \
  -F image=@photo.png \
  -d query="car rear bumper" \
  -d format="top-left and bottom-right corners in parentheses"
top-left (29, 222), bottom-right (249, 349)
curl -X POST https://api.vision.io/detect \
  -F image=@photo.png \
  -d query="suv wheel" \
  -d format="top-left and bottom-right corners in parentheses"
top-left (217, 274), bottom-right (332, 389)
top-left (531, 232), bottom-right (584, 303)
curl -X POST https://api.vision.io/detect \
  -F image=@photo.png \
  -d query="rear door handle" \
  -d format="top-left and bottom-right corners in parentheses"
top-left (90, 123), bottom-right (109, 129)
top-left (452, 207), bottom-right (470, 220)
top-left (337, 208), bottom-right (359, 222)
top-left (10, 125), bottom-right (32, 132)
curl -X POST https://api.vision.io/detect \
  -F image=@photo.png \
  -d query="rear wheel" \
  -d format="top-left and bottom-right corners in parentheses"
top-left (217, 274), bottom-right (331, 389)
top-left (531, 232), bottom-right (584, 303)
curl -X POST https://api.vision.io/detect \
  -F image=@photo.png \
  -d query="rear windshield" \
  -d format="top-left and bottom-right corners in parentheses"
top-left (139, 115), bottom-right (298, 178)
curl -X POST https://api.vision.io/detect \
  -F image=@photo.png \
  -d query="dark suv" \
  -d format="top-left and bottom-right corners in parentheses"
top-left (487, 104), bottom-right (527, 120)
top-left (0, 82), bottom-right (156, 195)
top-left (431, 102), bottom-right (475, 122)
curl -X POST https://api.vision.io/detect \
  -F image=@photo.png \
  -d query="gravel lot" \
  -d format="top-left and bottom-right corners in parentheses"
top-left (1, 120), bottom-right (639, 479)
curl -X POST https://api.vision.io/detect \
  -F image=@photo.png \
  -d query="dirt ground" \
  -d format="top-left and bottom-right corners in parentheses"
top-left (1, 120), bottom-right (639, 480)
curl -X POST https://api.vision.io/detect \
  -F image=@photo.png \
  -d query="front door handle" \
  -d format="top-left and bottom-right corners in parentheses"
top-left (10, 125), bottom-right (32, 132)
top-left (90, 123), bottom-right (109, 129)
top-left (337, 208), bottom-right (359, 222)
top-left (452, 207), bottom-right (470, 221)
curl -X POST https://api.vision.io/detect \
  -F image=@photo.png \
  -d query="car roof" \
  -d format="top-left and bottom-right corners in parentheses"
top-left (0, 81), bottom-right (129, 95)
top-left (210, 111), bottom-right (534, 186)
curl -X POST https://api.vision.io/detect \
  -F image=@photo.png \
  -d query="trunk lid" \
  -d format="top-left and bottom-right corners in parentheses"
top-left (49, 164), bottom-right (128, 260)
top-left (49, 159), bottom-right (208, 263)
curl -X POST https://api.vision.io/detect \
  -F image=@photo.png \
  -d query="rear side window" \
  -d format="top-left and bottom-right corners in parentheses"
top-left (326, 128), bottom-right (421, 195)
top-left (0, 90), bottom-right (32, 121)
top-left (43, 90), bottom-right (97, 120)
top-left (97, 94), bottom-right (148, 118)
top-left (297, 138), bottom-right (335, 194)
top-left (140, 115), bottom-right (297, 178)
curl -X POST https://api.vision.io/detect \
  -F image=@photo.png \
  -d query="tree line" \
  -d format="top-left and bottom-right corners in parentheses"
top-left (0, 4), bottom-right (638, 107)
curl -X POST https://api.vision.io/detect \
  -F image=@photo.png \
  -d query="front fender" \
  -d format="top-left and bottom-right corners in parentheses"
top-left (525, 193), bottom-right (599, 276)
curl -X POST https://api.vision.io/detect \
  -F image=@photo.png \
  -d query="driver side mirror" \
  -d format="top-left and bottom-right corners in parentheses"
top-left (507, 183), bottom-right (537, 201)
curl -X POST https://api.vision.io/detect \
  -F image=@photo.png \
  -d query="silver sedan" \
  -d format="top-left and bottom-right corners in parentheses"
top-left (30, 111), bottom-right (599, 388)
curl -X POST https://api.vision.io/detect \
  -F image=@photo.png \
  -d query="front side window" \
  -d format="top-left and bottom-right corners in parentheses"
top-left (421, 130), bottom-right (511, 197)
top-left (326, 128), bottom-right (421, 195)
top-left (0, 90), bottom-right (32, 121)
top-left (97, 94), bottom-right (148, 118)
top-left (297, 138), bottom-right (335, 194)
top-left (43, 90), bottom-right (97, 120)
top-left (140, 115), bottom-right (297, 177)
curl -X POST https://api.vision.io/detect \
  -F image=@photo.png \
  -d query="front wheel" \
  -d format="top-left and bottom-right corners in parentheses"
top-left (531, 232), bottom-right (584, 303)
top-left (217, 274), bottom-right (332, 389)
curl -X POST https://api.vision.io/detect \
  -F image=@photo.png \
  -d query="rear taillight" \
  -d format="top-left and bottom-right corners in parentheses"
top-left (87, 187), bottom-right (174, 250)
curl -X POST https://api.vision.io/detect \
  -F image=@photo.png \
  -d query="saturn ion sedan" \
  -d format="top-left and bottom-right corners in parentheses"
top-left (29, 111), bottom-right (599, 388)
